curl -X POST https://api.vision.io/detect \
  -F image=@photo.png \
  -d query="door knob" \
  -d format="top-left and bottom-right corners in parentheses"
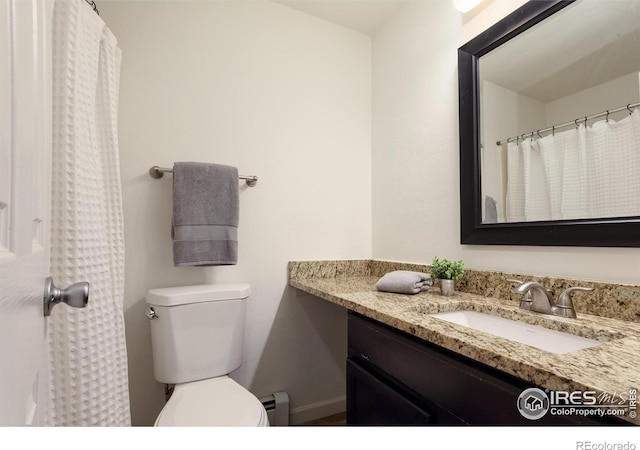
top-left (43, 277), bottom-right (89, 317)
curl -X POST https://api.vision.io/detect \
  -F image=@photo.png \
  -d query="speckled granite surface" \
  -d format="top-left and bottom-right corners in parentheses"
top-left (289, 259), bottom-right (640, 322)
top-left (289, 259), bottom-right (640, 424)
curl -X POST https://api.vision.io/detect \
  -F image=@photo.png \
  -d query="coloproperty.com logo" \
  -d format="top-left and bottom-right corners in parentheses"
top-left (517, 387), bottom-right (637, 420)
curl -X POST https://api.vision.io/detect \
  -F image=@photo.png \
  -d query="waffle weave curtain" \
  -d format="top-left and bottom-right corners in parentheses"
top-left (47, 0), bottom-right (130, 426)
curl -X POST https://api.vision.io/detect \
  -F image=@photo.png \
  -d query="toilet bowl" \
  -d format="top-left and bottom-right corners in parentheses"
top-left (154, 376), bottom-right (269, 427)
top-left (146, 283), bottom-right (269, 427)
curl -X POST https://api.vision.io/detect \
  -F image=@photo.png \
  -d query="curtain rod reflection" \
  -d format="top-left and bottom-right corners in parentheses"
top-left (496, 102), bottom-right (640, 146)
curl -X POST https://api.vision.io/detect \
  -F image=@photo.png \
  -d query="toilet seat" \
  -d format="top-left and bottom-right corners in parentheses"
top-left (154, 376), bottom-right (270, 427)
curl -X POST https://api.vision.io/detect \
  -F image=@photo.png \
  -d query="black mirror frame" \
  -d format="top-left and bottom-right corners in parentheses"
top-left (458, 0), bottom-right (640, 247)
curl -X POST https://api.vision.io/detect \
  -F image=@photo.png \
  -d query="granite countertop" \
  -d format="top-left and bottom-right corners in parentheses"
top-left (289, 261), bottom-right (640, 425)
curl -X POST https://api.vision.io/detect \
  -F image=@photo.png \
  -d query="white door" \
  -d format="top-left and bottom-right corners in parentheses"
top-left (0, 0), bottom-right (52, 426)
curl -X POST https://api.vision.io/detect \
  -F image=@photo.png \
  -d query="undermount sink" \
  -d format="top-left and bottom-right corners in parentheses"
top-left (429, 310), bottom-right (603, 354)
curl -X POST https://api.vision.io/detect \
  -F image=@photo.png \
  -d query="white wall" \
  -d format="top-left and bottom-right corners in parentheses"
top-left (545, 71), bottom-right (640, 126)
top-left (100, 1), bottom-right (372, 425)
top-left (481, 80), bottom-right (545, 221)
top-left (372, 0), bottom-right (640, 284)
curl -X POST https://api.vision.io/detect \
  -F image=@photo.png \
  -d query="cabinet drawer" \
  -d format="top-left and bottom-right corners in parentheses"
top-left (347, 359), bottom-right (433, 425)
top-left (348, 312), bottom-right (610, 425)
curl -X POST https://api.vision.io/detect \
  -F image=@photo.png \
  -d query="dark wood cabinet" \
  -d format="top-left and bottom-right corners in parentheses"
top-left (346, 311), bottom-right (628, 426)
top-left (347, 360), bottom-right (433, 425)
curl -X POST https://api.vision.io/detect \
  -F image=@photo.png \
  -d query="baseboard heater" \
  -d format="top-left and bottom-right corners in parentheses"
top-left (260, 391), bottom-right (289, 426)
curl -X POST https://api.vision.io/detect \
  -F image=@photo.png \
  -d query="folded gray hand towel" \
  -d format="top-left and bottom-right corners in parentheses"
top-left (172, 162), bottom-right (239, 266)
top-left (376, 271), bottom-right (432, 295)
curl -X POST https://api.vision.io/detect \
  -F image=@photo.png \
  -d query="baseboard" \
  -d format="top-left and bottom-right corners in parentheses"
top-left (288, 395), bottom-right (346, 425)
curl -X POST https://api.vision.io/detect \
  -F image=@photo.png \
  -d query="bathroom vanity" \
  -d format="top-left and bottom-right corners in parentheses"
top-left (289, 260), bottom-right (640, 426)
top-left (348, 311), bottom-right (623, 425)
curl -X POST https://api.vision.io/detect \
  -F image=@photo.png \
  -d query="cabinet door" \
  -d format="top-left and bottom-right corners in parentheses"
top-left (347, 359), bottom-right (432, 426)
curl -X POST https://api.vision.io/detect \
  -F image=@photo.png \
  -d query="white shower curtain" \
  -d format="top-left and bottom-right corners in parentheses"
top-left (505, 109), bottom-right (640, 223)
top-left (538, 125), bottom-right (588, 220)
top-left (505, 141), bottom-right (525, 222)
top-left (47, 0), bottom-right (130, 426)
top-left (585, 110), bottom-right (640, 218)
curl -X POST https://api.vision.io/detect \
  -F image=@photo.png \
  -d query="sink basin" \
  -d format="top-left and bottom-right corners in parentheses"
top-left (429, 310), bottom-right (603, 354)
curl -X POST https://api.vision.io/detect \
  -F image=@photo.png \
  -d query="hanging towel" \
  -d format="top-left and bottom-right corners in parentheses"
top-left (484, 195), bottom-right (498, 223)
top-left (376, 271), bottom-right (432, 295)
top-left (172, 162), bottom-right (239, 266)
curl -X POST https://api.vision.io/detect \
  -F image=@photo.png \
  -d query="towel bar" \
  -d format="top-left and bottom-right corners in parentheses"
top-left (149, 165), bottom-right (258, 187)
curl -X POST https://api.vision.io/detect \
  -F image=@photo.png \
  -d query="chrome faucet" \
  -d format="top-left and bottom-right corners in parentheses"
top-left (514, 281), bottom-right (555, 315)
top-left (508, 279), bottom-right (534, 310)
top-left (512, 281), bottom-right (593, 319)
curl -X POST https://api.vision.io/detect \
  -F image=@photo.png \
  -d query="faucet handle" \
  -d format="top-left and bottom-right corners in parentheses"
top-left (507, 279), bottom-right (533, 310)
top-left (555, 286), bottom-right (593, 319)
top-left (507, 278), bottom-right (530, 292)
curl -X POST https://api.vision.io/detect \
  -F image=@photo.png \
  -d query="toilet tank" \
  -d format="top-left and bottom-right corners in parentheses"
top-left (146, 283), bottom-right (250, 384)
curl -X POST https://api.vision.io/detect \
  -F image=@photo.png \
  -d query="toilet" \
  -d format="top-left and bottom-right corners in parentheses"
top-left (145, 283), bottom-right (269, 426)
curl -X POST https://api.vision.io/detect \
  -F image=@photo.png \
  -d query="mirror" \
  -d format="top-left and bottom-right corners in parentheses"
top-left (459, 0), bottom-right (640, 247)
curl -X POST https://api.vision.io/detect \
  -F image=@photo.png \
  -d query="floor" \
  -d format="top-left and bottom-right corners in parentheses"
top-left (302, 412), bottom-right (346, 426)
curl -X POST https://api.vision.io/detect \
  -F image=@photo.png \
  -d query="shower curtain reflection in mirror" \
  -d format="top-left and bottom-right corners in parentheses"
top-left (492, 108), bottom-right (640, 223)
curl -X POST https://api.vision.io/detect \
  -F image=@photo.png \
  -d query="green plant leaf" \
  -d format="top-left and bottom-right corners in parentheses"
top-left (429, 256), bottom-right (465, 281)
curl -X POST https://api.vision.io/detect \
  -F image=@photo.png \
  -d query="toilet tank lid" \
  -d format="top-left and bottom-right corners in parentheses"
top-left (146, 283), bottom-right (251, 307)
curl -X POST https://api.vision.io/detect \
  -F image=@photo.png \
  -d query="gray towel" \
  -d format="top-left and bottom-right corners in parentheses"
top-left (376, 271), bottom-right (432, 295)
top-left (172, 162), bottom-right (239, 266)
top-left (484, 195), bottom-right (498, 224)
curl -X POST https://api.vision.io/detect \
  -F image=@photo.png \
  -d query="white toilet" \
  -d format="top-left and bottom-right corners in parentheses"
top-left (145, 283), bottom-right (269, 426)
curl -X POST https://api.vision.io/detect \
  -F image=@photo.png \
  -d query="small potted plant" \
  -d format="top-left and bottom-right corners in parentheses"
top-left (429, 257), bottom-right (465, 297)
